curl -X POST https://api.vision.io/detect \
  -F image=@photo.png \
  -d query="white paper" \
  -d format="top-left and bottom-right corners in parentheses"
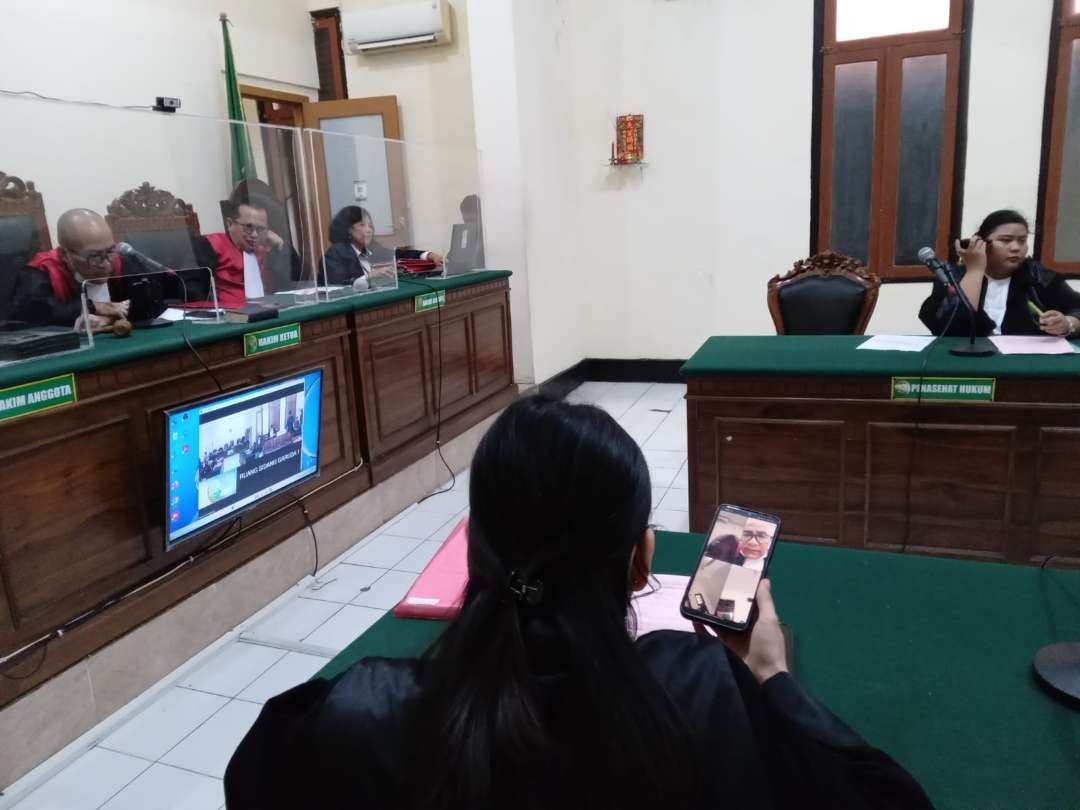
top-left (275, 286), bottom-right (346, 296)
top-left (631, 574), bottom-right (695, 638)
top-left (989, 336), bottom-right (1078, 355)
top-left (159, 308), bottom-right (186, 322)
top-left (857, 335), bottom-right (935, 352)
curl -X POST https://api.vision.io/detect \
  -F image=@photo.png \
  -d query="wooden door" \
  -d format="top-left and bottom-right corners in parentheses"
top-left (302, 96), bottom-right (408, 258)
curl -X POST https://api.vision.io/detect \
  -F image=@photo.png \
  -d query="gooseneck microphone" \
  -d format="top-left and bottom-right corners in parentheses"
top-left (116, 242), bottom-right (169, 274)
top-left (918, 245), bottom-right (995, 357)
top-left (917, 246), bottom-right (956, 294)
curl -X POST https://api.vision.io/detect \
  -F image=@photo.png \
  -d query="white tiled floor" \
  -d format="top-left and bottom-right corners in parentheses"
top-left (8, 382), bottom-right (685, 809)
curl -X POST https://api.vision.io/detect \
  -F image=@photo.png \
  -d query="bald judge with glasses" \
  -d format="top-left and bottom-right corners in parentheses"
top-left (11, 207), bottom-right (143, 329)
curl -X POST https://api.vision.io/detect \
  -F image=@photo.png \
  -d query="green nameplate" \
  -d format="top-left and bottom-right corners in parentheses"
top-left (891, 376), bottom-right (996, 402)
top-left (0, 373), bottom-right (78, 423)
top-left (244, 323), bottom-right (301, 357)
top-left (414, 290), bottom-right (446, 312)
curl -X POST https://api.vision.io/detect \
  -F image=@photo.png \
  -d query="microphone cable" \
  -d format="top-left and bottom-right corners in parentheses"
top-left (899, 272), bottom-right (962, 555)
top-left (401, 276), bottom-right (455, 501)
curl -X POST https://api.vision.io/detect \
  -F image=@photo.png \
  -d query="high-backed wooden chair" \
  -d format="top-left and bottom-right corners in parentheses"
top-left (0, 172), bottom-right (52, 319)
top-left (106, 182), bottom-right (202, 270)
top-left (767, 251), bottom-right (881, 335)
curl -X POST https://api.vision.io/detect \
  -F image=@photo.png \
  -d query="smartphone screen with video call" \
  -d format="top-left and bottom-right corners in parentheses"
top-left (680, 504), bottom-right (781, 632)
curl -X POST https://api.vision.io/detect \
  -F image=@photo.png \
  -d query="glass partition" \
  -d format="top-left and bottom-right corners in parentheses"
top-left (0, 90), bottom-right (489, 366)
top-left (304, 127), bottom-right (486, 301)
top-left (0, 91), bottom-right (317, 356)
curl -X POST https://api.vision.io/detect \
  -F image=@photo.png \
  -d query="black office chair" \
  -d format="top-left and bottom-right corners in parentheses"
top-left (767, 251), bottom-right (880, 335)
top-left (0, 172), bottom-right (51, 320)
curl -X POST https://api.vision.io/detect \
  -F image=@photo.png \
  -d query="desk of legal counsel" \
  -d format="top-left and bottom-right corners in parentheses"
top-left (682, 335), bottom-right (1080, 565)
top-left (0, 271), bottom-right (513, 707)
top-left (312, 532), bottom-right (1080, 810)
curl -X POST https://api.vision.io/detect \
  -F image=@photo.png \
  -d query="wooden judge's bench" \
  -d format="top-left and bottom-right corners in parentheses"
top-left (683, 335), bottom-right (1080, 566)
top-left (0, 272), bottom-right (514, 705)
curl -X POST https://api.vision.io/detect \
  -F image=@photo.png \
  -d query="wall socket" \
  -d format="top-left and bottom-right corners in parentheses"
top-left (353, 180), bottom-right (368, 201)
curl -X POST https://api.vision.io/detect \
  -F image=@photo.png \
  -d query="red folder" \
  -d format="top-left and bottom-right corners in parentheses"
top-left (393, 517), bottom-right (469, 620)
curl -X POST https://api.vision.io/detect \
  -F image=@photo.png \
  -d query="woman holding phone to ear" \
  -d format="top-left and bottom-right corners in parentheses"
top-left (226, 396), bottom-right (931, 810)
top-left (919, 209), bottom-right (1080, 337)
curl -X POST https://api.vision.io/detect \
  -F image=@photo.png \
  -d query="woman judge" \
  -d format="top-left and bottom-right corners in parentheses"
top-left (919, 209), bottom-right (1080, 337)
top-left (321, 206), bottom-right (443, 286)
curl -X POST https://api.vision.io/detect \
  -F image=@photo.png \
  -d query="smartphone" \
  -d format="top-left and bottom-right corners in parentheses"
top-left (958, 238), bottom-right (971, 250)
top-left (680, 504), bottom-right (782, 632)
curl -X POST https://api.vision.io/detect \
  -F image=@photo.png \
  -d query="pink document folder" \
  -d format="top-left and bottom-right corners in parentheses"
top-left (393, 517), bottom-right (470, 620)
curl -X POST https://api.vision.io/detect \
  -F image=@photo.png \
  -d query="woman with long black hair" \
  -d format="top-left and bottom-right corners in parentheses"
top-left (225, 396), bottom-right (931, 810)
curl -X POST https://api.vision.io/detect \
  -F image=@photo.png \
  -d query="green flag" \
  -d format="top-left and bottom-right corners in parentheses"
top-left (220, 13), bottom-right (257, 186)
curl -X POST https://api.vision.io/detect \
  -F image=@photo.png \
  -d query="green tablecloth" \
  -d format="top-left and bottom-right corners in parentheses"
top-left (680, 335), bottom-right (1080, 379)
top-left (0, 271), bottom-right (511, 389)
top-left (317, 532), bottom-right (1080, 810)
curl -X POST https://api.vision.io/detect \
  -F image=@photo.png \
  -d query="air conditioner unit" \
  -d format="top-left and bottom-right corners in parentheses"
top-left (342, 0), bottom-right (452, 55)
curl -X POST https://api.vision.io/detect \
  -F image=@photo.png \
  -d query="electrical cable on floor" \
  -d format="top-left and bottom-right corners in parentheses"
top-left (284, 491), bottom-right (322, 579)
top-left (0, 515), bottom-right (243, 679)
top-left (400, 277), bottom-right (457, 503)
top-left (0, 639), bottom-right (48, 681)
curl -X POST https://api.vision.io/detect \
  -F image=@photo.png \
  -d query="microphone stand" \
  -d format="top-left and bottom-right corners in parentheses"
top-left (940, 263), bottom-right (996, 357)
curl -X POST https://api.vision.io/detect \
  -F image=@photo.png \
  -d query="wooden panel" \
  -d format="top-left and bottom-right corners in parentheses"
top-left (1032, 427), bottom-right (1080, 560)
top-left (473, 302), bottom-right (512, 396)
top-left (0, 314), bottom-right (371, 704)
top-left (365, 328), bottom-right (432, 452)
top-left (0, 281), bottom-right (515, 706)
top-left (713, 418), bottom-right (846, 543)
top-left (0, 419), bottom-right (146, 626)
top-left (686, 368), bottom-right (1080, 565)
top-left (866, 423), bottom-right (1016, 559)
top-left (429, 312), bottom-right (473, 416)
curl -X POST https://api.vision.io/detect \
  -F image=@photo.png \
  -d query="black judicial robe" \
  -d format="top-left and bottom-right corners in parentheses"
top-left (321, 240), bottom-right (426, 285)
top-left (224, 630), bottom-right (932, 809)
top-left (10, 253), bottom-right (154, 327)
top-left (918, 259), bottom-right (1080, 337)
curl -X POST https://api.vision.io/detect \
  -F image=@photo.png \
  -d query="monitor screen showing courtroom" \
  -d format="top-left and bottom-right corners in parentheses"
top-left (164, 370), bottom-right (322, 549)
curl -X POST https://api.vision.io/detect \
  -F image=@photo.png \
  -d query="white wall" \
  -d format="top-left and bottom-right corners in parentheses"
top-left (466, 0), bottom-right (535, 383)
top-left (471, 0), bottom-right (1060, 378)
top-left (0, 0), bottom-right (318, 238)
top-left (335, 0), bottom-right (481, 255)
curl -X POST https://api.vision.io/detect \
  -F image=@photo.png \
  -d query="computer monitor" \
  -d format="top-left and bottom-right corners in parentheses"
top-left (444, 223), bottom-right (484, 276)
top-left (164, 369), bottom-right (322, 550)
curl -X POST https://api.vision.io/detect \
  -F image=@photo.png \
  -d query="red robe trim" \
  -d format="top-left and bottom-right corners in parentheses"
top-left (26, 248), bottom-right (122, 304)
top-left (204, 232), bottom-right (272, 309)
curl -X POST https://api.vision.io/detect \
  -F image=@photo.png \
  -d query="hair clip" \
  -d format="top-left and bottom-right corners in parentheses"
top-left (506, 571), bottom-right (544, 606)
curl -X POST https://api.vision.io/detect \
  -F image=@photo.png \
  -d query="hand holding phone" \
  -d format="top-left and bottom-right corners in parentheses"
top-left (694, 580), bottom-right (789, 684)
top-left (681, 504), bottom-right (781, 632)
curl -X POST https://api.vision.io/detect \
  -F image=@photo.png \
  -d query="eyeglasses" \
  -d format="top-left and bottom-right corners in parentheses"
top-left (71, 246), bottom-right (116, 263)
top-left (233, 222), bottom-right (269, 236)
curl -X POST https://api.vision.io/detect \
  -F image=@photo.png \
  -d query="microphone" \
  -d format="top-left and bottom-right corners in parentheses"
top-left (917, 246), bottom-right (954, 293)
top-left (116, 242), bottom-right (169, 274)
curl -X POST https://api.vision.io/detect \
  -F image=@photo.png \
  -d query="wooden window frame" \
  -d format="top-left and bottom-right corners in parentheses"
top-left (1037, 0), bottom-right (1080, 276)
top-left (814, 0), bottom-right (969, 282)
top-left (311, 9), bottom-right (349, 102)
